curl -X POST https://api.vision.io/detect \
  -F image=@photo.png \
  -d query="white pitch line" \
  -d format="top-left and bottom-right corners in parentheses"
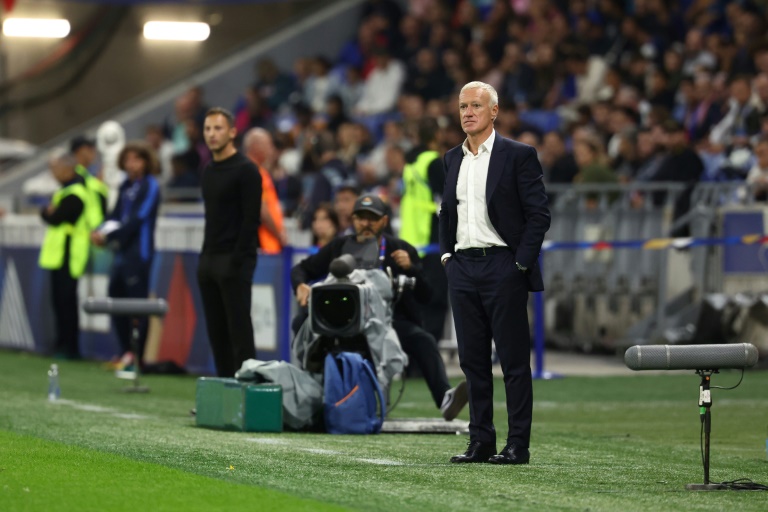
top-left (245, 437), bottom-right (407, 465)
top-left (50, 399), bottom-right (150, 420)
top-left (353, 458), bottom-right (404, 466)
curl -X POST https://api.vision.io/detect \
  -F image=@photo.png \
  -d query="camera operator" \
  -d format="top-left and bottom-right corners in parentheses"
top-left (291, 194), bottom-right (468, 420)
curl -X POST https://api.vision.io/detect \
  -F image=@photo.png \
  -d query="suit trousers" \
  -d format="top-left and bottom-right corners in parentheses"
top-left (197, 252), bottom-right (257, 377)
top-left (446, 249), bottom-right (532, 447)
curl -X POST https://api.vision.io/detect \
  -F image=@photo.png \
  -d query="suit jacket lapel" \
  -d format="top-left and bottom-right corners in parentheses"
top-left (486, 132), bottom-right (506, 202)
top-left (448, 150), bottom-right (461, 203)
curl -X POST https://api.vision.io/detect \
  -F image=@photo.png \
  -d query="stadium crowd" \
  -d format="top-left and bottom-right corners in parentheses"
top-left (141, 0), bottom-right (768, 235)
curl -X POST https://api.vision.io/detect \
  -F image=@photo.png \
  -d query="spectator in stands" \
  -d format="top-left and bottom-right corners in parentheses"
top-left (606, 106), bottom-right (640, 160)
top-left (336, 122), bottom-right (365, 169)
top-left (354, 44), bottom-right (406, 116)
top-left (292, 193), bottom-right (467, 421)
top-left (360, 119), bottom-right (412, 180)
top-left (166, 154), bottom-right (200, 201)
top-left (709, 74), bottom-right (763, 147)
top-left (253, 57), bottom-right (296, 113)
top-left (646, 68), bottom-right (676, 112)
top-left (325, 94), bottom-right (350, 134)
top-left (494, 100), bottom-right (543, 140)
top-left (541, 130), bottom-right (578, 186)
top-left (91, 142), bottom-right (161, 370)
top-left (468, 44), bottom-right (503, 91)
top-left (651, 119), bottom-right (705, 236)
top-left (333, 181), bottom-right (360, 237)
top-left (144, 124), bottom-right (175, 184)
top-left (681, 27), bottom-right (717, 75)
top-left (338, 66), bottom-right (365, 118)
top-left (310, 202), bottom-right (339, 248)
top-left (40, 151), bottom-right (90, 360)
top-left (397, 13), bottom-right (425, 68)
top-left (746, 136), bottom-right (768, 201)
top-left (300, 131), bottom-right (350, 229)
top-left (573, 137), bottom-right (619, 207)
top-left (234, 86), bottom-right (272, 137)
top-left (176, 118), bottom-right (210, 175)
top-left (165, 91), bottom-right (195, 154)
top-left (527, 42), bottom-right (560, 109)
top-left (499, 40), bottom-right (536, 108)
top-left (303, 56), bottom-right (340, 115)
top-left (405, 47), bottom-right (452, 101)
top-left (676, 73), bottom-right (722, 144)
top-left (562, 43), bottom-right (608, 108)
top-left (243, 128), bottom-right (288, 254)
top-left (612, 128), bottom-right (641, 182)
top-left (337, 20), bottom-right (376, 72)
top-left (633, 127), bottom-right (664, 182)
top-left (751, 73), bottom-right (768, 117)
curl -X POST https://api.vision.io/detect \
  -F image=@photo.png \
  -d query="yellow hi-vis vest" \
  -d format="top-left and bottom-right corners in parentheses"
top-left (75, 164), bottom-right (108, 229)
top-left (399, 150), bottom-right (440, 251)
top-left (39, 183), bottom-right (91, 278)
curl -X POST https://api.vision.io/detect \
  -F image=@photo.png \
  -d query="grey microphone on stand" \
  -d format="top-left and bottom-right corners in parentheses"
top-left (624, 343), bottom-right (759, 371)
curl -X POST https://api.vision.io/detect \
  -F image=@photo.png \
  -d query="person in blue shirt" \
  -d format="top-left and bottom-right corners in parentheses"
top-left (91, 142), bottom-right (161, 369)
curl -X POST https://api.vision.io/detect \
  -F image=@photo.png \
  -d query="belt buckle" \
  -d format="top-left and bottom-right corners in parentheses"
top-left (482, 247), bottom-right (486, 256)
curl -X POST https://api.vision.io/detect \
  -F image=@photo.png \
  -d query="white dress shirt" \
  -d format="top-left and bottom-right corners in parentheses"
top-left (442, 130), bottom-right (507, 263)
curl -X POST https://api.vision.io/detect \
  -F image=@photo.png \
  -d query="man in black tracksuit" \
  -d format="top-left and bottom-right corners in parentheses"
top-left (197, 107), bottom-right (262, 377)
top-left (291, 194), bottom-right (468, 421)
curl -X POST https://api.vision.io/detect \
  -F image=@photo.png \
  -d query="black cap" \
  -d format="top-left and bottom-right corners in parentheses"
top-left (353, 194), bottom-right (387, 217)
top-left (70, 135), bottom-right (95, 153)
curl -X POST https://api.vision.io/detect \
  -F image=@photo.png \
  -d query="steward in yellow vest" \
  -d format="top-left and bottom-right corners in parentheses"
top-left (75, 163), bottom-right (108, 230)
top-left (39, 153), bottom-right (90, 359)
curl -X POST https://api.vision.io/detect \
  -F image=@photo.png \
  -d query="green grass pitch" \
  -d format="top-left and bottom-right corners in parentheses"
top-left (1, 349), bottom-right (767, 511)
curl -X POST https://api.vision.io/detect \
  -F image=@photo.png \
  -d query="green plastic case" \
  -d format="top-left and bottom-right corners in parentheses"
top-left (195, 377), bottom-right (283, 432)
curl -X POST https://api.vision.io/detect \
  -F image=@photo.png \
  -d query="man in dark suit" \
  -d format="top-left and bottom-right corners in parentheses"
top-left (439, 81), bottom-right (550, 465)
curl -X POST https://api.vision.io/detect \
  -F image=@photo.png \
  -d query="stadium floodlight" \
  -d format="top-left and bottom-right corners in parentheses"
top-left (2, 18), bottom-right (71, 38)
top-left (143, 21), bottom-right (210, 41)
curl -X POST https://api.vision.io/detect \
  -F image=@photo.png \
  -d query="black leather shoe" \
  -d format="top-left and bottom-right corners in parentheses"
top-left (449, 440), bottom-right (496, 463)
top-left (488, 443), bottom-right (530, 465)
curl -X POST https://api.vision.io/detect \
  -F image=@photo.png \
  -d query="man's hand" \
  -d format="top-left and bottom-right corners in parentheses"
top-left (90, 231), bottom-right (106, 247)
top-left (45, 204), bottom-right (55, 216)
top-left (391, 249), bottom-right (412, 271)
top-left (296, 283), bottom-right (311, 307)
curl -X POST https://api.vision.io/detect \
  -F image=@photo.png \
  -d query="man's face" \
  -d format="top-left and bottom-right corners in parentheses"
top-left (50, 161), bottom-right (73, 184)
top-left (352, 211), bottom-right (388, 242)
top-left (75, 145), bottom-right (97, 167)
top-left (203, 114), bottom-right (236, 153)
top-left (459, 87), bottom-right (498, 137)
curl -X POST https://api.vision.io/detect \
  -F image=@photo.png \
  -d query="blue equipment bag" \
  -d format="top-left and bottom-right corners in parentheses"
top-left (323, 352), bottom-right (386, 434)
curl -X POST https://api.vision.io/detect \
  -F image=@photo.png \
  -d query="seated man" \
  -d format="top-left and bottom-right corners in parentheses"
top-left (291, 194), bottom-right (467, 421)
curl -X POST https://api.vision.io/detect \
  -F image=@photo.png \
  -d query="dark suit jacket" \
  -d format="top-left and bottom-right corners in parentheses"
top-left (438, 132), bottom-right (551, 291)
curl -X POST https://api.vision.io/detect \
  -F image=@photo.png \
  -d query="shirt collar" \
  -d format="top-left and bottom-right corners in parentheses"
top-left (462, 129), bottom-right (496, 156)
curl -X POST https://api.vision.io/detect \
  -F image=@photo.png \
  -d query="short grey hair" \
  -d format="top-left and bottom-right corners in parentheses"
top-left (48, 148), bottom-right (76, 168)
top-left (460, 81), bottom-right (499, 107)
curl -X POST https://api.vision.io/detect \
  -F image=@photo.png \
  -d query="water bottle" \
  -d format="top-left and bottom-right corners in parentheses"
top-left (47, 364), bottom-right (60, 402)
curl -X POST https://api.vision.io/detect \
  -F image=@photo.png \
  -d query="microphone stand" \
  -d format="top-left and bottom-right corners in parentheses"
top-left (686, 369), bottom-right (727, 491)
